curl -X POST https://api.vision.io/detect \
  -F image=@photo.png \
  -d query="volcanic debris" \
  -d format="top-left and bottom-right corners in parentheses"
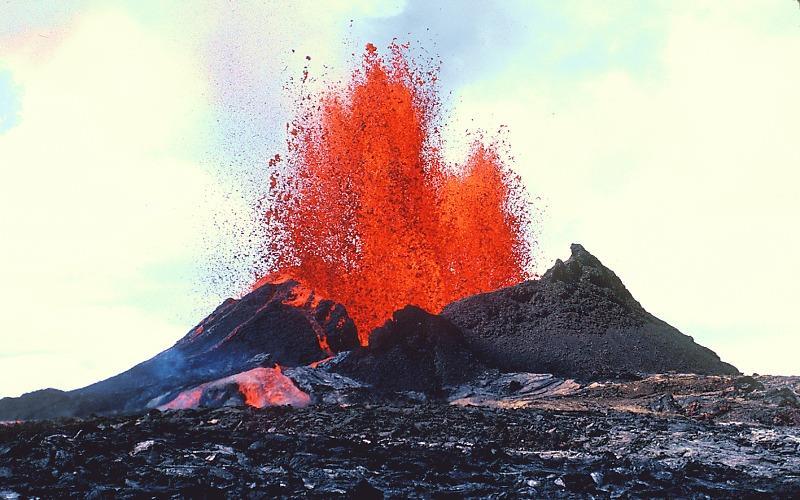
top-left (333, 305), bottom-right (481, 394)
top-left (1, 397), bottom-right (799, 498)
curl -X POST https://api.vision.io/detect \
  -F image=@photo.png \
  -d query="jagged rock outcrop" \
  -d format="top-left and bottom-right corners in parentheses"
top-left (442, 244), bottom-right (738, 379)
top-left (334, 306), bottom-right (480, 394)
top-left (0, 281), bottom-right (358, 419)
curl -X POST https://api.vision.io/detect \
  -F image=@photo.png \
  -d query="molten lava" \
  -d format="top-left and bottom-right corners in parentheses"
top-left (260, 42), bottom-right (533, 344)
top-left (159, 367), bottom-right (310, 410)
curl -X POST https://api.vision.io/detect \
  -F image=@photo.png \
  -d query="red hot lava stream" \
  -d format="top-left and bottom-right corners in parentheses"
top-left (258, 42), bottom-right (533, 345)
top-left (159, 367), bottom-right (311, 410)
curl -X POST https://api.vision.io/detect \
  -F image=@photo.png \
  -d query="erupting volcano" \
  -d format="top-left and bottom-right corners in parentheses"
top-left (0, 42), bottom-right (742, 423)
top-left (4, 4), bottom-right (799, 494)
top-left (258, 42), bottom-right (533, 343)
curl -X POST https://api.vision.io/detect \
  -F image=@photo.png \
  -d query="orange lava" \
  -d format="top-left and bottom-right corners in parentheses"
top-left (261, 42), bottom-right (533, 344)
top-left (236, 366), bottom-right (311, 408)
top-left (159, 387), bottom-right (203, 410)
top-left (159, 367), bottom-right (310, 410)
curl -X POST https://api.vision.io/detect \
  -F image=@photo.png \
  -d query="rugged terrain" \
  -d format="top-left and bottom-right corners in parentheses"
top-left (0, 281), bottom-right (357, 420)
top-left (1, 373), bottom-right (799, 498)
top-left (2, 244), bottom-right (790, 497)
top-left (334, 306), bottom-right (481, 394)
top-left (443, 244), bottom-right (737, 379)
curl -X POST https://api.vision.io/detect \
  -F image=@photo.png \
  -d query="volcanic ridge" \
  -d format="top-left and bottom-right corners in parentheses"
top-left (443, 243), bottom-right (738, 379)
top-left (1, 244), bottom-right (737, 420)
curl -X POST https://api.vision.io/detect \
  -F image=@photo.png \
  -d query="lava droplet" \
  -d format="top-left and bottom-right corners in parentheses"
top-left (260, 42), bottom-right (534, 344)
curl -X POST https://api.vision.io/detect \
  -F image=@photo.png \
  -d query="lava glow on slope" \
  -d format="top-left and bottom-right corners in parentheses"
top-left (159, 367), bottom-right (310, 410)
top-left (258, 42), bottom-right (533, 344)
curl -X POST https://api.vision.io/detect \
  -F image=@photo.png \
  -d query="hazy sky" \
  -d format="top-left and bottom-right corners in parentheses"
top-left (1, 1), bottom-right (798, 397)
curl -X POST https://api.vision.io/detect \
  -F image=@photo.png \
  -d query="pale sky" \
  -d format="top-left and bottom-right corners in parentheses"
top-left (1, 1), bottom-right (798, 397)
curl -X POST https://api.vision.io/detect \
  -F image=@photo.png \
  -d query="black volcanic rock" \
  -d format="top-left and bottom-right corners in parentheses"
top-left (172, 280), bottom-right (357, 367)
top-left (2, 390), bottom-right (799, 498)
top-left (0, 281), bottom-right (358, 420)
top-left (442, 244), bottom-right (738, 379)
top-left (334, 306), bottom-right (480, 394)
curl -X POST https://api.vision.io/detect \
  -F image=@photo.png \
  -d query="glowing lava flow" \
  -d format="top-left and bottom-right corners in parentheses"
top-left (159, 367), bottom-right (311, 410)
top-left (260, 42), bottom-right (533, 344)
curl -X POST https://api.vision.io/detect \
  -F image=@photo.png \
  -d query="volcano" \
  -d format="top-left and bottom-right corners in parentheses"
top-left (3, 34), bottom-right (798, 499)
top-left (0, 244), bottom-right (738, 420)
top-left (6, 247), bottom-right (800, 499)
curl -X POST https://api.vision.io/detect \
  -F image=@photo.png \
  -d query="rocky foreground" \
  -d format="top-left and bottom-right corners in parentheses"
top-left (2, 374), bottom-right (799, 499)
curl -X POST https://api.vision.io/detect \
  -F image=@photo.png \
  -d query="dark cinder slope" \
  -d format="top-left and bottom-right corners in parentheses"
top-left (0, 281), bottom-right (358, 420)
top-left (442, 244), bottom-right (738, 379)
top-left (334, 306), bottom-right (481, 394)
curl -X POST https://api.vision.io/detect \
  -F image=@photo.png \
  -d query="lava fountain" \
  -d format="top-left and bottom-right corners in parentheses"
top-left (258, 42), bottom-right (534, 344)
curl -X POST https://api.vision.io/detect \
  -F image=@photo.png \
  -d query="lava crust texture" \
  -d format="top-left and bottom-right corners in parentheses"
top-left (442, 244), bottom-right (738, 379)
top-left (333, 306), bottom-right (481, 394)
top-left (1, 399), bottom-right (798, 498)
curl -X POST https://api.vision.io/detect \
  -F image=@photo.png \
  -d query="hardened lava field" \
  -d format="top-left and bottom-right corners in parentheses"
top-left (2, 375), bottom-right (799, 499)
